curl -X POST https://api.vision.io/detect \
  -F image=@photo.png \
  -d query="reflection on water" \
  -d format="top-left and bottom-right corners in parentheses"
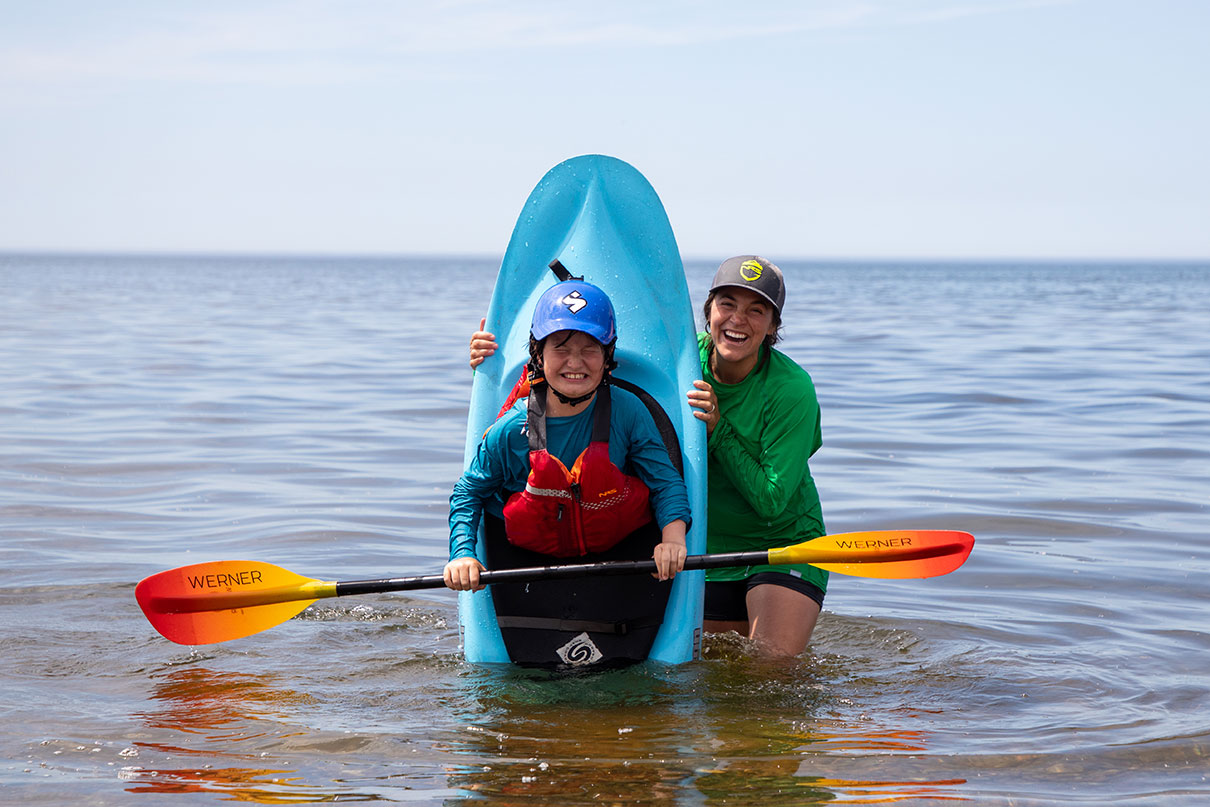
top-left (445, 664), bottom-right (694, 804)
top-left (123, 766), bottom-right (319, 804)
top-left (115, 624), bottom-right (982, 803)
top-left (126, 667), bottom-right (341, 802)
top-left (441, 638), bottom-right (970, 805)
top-left (140, 667), bottom-right (315, 742)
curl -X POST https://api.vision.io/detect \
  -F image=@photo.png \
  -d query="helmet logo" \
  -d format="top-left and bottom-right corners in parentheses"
top-left (560, 291), bottom-right (587, 314)
top-left (739, 260), bottom-right (763, 282)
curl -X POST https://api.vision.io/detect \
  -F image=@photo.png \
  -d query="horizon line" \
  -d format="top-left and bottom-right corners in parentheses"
top-left (2, 248), bottom-right (1208, 265)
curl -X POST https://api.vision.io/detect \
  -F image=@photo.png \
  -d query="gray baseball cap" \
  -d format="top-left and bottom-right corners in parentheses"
top-left (709, 256), bottom-right (785, 312)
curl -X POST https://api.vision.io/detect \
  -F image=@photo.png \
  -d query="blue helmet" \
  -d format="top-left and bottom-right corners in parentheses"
top-left (530, 280), bottom-right (617, 345)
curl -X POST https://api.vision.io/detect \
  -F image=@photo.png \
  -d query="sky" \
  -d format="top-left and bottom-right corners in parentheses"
top-left (1, 0), bottom-right (1207, 260)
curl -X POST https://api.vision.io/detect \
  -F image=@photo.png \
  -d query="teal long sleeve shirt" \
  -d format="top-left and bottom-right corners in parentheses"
top-left (449, 385), bottom-right (692, 562)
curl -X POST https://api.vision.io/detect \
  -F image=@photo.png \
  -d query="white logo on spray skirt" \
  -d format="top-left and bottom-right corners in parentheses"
top-left (556, 632), bottom-right (603, 666)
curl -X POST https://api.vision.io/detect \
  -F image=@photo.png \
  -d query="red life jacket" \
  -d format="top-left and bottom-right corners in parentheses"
top-left (502, 383), bottom-right (653, 557)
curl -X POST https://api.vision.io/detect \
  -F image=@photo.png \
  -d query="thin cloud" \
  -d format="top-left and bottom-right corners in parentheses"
top-left (900, 0), bottom-right (1075, 25)
top-left (0, 0), bottom-right (1078, 88)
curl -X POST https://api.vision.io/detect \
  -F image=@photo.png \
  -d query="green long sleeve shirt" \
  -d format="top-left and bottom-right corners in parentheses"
top-left (700, 333), bottom-right (828, 592)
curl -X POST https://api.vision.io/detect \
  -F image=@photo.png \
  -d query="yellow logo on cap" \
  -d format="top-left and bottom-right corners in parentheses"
top-left (739, 260), bottom-right (763, 282)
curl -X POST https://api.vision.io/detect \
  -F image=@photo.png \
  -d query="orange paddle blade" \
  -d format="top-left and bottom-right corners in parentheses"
top-left (768, 530), bottom-right (974, 579)
top-left (135, 560), bottom-right (336, 645)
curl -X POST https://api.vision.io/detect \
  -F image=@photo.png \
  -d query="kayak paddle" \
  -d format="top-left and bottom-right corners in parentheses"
top-left (136, 529), bottom-right (974, 645)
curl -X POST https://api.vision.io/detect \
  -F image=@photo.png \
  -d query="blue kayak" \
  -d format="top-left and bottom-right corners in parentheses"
top-left (459, 155), bottom-right (706, 667)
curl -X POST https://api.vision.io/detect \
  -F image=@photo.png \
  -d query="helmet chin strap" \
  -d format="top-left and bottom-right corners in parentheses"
top-left (547, 381), bottom-right (601, 408)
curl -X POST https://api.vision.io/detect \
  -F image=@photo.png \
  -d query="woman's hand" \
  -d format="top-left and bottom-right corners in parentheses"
top-left (444, 557), bottom-right (485, 591)
top-left (687, 380), bottom-right (720, 436)
top-left (469, 318), bottom-right (498, 369)
top-left (652, 519), bottom-right (688, 581)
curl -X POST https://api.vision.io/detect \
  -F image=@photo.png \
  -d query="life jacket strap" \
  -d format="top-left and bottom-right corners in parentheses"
top-left (527, 381), bottom-right (548, 452)
top-left (526, 382), bottom-right (611, 453)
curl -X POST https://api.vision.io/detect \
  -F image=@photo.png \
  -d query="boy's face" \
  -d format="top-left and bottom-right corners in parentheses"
top-left (541, 330), bottom-right (606, 399)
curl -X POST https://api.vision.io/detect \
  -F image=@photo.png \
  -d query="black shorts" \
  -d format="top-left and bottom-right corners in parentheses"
top-left (703, 572), bottom-right (826, 622)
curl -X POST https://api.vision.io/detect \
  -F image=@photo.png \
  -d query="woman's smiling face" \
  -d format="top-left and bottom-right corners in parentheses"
top-left (708, 286), bottom-right (774, 378)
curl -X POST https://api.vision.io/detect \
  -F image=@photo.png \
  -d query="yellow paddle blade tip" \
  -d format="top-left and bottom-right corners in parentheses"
top-left (769, 530), bottom-right (974, 579)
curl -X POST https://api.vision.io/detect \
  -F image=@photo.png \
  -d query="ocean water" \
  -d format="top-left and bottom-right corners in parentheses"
top-left (1, 253), bottom-right (1208, 805)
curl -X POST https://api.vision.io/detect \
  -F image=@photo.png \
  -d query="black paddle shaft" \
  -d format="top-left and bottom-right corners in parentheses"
top-left (333, 550), bottom-right (768, 598)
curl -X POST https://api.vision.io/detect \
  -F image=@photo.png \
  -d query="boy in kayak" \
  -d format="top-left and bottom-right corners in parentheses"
top-left (445, 280), bottom-right (691, 591)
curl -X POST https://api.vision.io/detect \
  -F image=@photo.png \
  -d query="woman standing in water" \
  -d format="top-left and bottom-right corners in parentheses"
top-left (470, 257), bottom-right (825, 657)
top-left (682, 256), bottom-right (826, 657)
